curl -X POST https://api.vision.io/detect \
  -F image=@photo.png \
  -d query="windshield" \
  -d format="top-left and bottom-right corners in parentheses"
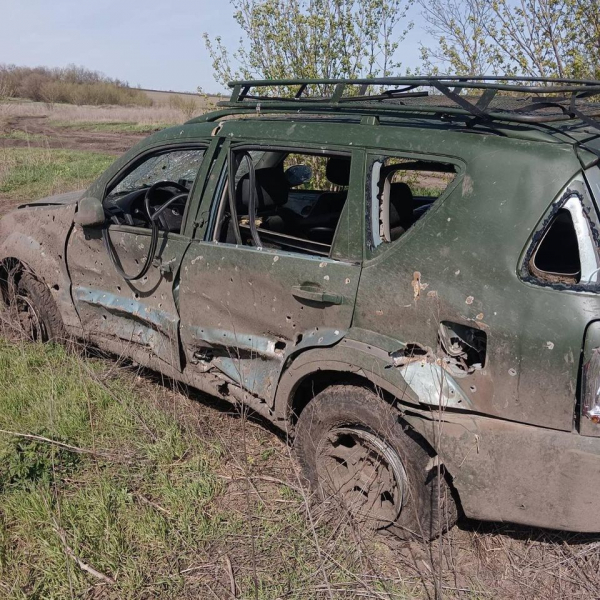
top-left (109, 149), bottom-right (206, 197)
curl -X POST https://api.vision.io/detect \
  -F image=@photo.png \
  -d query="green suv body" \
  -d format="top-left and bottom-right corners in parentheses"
top-left (2, 77), bottom-right (600, 538)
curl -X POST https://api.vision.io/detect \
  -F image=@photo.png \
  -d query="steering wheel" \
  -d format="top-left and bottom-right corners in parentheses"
top-left (103, 180), bottom-right (189, 281)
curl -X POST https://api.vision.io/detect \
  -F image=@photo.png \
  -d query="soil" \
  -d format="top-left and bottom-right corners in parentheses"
top-left (1, 115), bottom-right (146, 154)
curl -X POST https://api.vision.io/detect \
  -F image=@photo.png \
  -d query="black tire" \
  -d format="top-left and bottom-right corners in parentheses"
top-left (14, 272), bottom-right (66, 343)
top-left (293, 385), bottom-right (458, 541)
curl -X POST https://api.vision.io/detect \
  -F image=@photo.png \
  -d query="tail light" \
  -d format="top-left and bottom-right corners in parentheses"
top-left (582, 347), bottom-right (600, 424)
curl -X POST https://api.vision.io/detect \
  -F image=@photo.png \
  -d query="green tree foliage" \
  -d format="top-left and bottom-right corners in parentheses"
top-left (204, 0), bottom-right (413, 90)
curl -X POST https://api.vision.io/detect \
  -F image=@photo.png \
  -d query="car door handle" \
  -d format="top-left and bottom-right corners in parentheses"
top-left (292, 285), bottom-right (343, 305)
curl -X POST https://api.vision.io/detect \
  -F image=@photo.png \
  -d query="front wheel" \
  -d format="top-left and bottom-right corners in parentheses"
top-left (12, 272), bottom-right (66, 343)
top-left (293, 385), bottom-right (458, 540)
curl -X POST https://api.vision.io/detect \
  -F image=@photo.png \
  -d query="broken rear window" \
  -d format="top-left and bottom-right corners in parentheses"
top-left (368, 156), bottom-right (457, 252)
top-left (530, 208), bottom-right (581, 283)
top-left (526, 188), bottom-right (600, 287)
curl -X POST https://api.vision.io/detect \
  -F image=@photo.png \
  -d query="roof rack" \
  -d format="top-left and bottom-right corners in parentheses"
top-left (201, 76), bottom-right (600, 131)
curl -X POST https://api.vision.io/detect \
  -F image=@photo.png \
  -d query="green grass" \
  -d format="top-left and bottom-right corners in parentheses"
top-left (49, 120), bottom-right (174, 134)
top-left (0, 341), bottom-right (224, 599)
top-left (0, 147), bottom-right (114, 201)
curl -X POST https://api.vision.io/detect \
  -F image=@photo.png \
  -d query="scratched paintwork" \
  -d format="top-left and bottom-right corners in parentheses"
top-left (1, 93), bottom-right (600, 534)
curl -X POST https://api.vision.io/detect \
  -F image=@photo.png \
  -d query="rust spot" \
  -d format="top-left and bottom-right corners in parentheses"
top-left (412, 271), bottom-right (421, 299)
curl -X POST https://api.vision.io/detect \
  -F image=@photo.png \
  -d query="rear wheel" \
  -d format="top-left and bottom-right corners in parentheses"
top-left (13, 272), bottom-right (66, 342)
top-left (293, 385), bottom-right (458, 540)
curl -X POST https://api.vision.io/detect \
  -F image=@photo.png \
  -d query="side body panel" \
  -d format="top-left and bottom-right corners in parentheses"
top-left (66, 226), bottom-right (189, 369)
top-left (354, 137), bottom-right (595, 431)
top-left (405, 411), bottom-right (600, 532)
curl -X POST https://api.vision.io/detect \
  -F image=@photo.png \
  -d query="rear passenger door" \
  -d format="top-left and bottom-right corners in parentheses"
top-left (178, 141), bottom-right (365, 405)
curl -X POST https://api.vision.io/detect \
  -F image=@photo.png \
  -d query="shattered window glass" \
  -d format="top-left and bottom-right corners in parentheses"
top-left (110, 149), bottom-right (206, 197)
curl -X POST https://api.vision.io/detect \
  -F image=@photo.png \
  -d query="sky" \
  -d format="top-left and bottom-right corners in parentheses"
top-left (0, 0), bottom-right (434, 95)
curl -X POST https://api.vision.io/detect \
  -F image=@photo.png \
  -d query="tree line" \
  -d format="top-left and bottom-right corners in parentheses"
top-left (0, 64), bottom-right (152, 106)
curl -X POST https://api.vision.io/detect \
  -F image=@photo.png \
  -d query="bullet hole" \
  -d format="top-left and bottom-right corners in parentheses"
top-left (470, 385), bottom-right (477, 393)
top-left (134, 293), bottom-right (139, 300)
top-left (466, 296), bottom-right (474, 305)
top-left (296, 333), bottom-right (303, 344)
top-left (509, 368), bottom-right (517, 376)
top-left (286, 315), bottom-right (292, 322)
top-left (116, 286), bottom-right (121, 292)
top-left (52, 284), bottom-right (59, 291)
top-left (102, 315), bottom-right (107, 320)
top-left (275, 340), bottom-right (286, 352)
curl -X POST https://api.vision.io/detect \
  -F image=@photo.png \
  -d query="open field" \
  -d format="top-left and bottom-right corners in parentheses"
top-left (0, 100), bottom-right (598, 599)
top-left (139, 87), bottom-right (225, 108)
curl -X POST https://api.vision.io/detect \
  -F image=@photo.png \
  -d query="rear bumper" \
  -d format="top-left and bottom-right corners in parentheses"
top-left (406, 412), bottom-right (600, 532)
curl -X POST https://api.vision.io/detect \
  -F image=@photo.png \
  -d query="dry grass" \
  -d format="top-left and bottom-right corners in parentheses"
top-left (0, 100), bottom-right (211, 126)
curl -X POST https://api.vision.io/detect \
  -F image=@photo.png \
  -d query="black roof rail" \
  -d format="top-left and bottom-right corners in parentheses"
top-left (188, 76), bottom-right (600, 131)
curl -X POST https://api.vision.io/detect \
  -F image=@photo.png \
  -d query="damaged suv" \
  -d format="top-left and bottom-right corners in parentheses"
top-left (2, 77), bottom-right (600, 540)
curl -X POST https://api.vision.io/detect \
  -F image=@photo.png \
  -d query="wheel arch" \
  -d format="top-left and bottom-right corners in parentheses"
top-left (274, 342), bottom-right (464, 506)
top-left (0, 207), bottom-right (80, 333)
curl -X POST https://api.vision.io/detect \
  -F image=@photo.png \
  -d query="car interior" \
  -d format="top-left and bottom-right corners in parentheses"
top-left (374, 158), bottom-right (457, 248)
top-left (102, 148), bottom-right (206, 234)
top-left (530, 208), bottom-right (581, 283)
top-left (214, 150), bottom-right (354, 256)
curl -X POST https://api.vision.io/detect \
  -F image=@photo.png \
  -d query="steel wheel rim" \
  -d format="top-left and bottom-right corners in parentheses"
top-left (316, 426), bottom-right (407, 528)
top-left (16, 294), bottom-right (46, 341)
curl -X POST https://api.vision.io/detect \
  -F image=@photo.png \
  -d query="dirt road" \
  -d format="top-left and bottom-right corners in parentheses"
top-left (1, 115), bottom-right (146, 154)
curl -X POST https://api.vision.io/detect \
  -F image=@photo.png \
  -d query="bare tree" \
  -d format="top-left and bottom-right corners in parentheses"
top-left (418, 0), bottom-right (495, 75)
top-left (419, 0), bottom-right (600, 79)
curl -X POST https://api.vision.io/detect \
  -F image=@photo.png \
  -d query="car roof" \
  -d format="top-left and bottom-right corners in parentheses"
top-left (178, 76), bottom-right (600, 156)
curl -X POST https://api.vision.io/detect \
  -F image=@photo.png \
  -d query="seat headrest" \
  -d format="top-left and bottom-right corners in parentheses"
top-left (326, 157), bottom-right (351, 187)
top-left (389, 182), bottom-right (414, 229)
top-left (236, 166), bottom-right (289, 213)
